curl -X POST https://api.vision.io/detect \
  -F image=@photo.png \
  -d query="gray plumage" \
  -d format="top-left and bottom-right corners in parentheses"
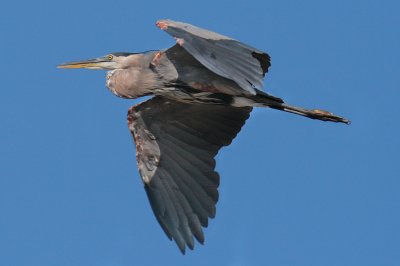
top-left (58, 19), bottom-right (350, 254)
top-left (128, 97), bottom-right (251, 252)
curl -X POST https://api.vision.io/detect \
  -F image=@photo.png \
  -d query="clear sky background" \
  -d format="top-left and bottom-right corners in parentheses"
top-left (1, 0), bottom-right (399, 265)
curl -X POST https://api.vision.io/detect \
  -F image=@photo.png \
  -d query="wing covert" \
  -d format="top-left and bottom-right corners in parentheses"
top-left (127, 97), bottom-right (252, 253)
top-left (156, 19), bottom-right (271, 95)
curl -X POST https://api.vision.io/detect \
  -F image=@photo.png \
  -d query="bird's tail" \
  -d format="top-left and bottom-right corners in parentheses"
top-left (236, 91), bottom-right (350, 124)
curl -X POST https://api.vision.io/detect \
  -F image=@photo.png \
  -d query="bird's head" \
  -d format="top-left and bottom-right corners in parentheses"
top-left (57, 52), bottom-right (138, 70)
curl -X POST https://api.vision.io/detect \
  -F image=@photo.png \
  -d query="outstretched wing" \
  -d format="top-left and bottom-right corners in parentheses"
top-left (156, 19), bottom-right (271, 95)
top-left (127, 97), bottom-right (252, 253)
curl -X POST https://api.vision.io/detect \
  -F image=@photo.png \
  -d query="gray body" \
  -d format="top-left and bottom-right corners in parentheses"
top-left (106, 45), bottom-right (277, 106)
top-left (58, 19), bottom-right (349, 254)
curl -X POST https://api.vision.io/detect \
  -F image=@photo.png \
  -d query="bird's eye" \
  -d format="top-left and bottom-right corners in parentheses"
top-left (107, 55), bottom-right (113, 60)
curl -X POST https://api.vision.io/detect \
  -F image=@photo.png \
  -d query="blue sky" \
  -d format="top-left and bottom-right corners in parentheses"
top-left (1, 0), bottom-right (399, 265)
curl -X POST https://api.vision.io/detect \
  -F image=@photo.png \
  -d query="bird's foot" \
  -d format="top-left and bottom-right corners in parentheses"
top-left (309, 109), bottom-right (351, 124)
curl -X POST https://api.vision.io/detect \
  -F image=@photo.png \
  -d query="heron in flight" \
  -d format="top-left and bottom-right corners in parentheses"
top-left (58, 19), bottom-right (349, 253)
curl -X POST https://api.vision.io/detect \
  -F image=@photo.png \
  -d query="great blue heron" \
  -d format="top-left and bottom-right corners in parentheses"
top-left (58, 19), bottom-right (350, 254)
